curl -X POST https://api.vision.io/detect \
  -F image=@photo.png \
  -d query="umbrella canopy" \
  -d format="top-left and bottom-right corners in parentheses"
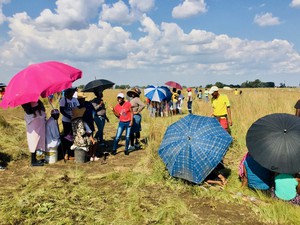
top-left (0, 61), bottom-right (82, 108)
top-left (246, 113), bottom-right (300, 174)
top-left (82, 79), bottom-right (114, 92)
top-left (0, 83), bottom-right (6, 88)
top-left (160, 86), bottom-right (172, 102)
top-left (165, 81), bottom-right (183, 90)
top-left (158, 114), bottom-right (233, 184)
top-left (144, 85), bottom-right (167, 102)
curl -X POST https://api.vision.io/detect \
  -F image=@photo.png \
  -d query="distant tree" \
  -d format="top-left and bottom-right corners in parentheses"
top-left (279, 83), bottom-right (286, 88)
top-left (214, 82), bottom-right (225, 88)
top-left (115, 85), bottom-right (130, 89)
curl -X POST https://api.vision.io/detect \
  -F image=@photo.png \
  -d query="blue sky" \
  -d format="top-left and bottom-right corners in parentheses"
top-left (1, 0), bottom-right (300, 87)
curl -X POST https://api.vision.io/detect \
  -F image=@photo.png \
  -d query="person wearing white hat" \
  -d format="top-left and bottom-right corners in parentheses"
top-left (209, 86), bottom-right (232, 132)
top-left (111, 93), bottom-right (133, 155)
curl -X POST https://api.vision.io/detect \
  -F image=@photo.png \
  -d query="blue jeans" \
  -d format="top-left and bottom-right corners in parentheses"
top-left (113, 121), bottom-right (131, 151)
top-left (187, 101), bottom-right (192, 114)
top-left (94, 116), bottom-right (106, 143)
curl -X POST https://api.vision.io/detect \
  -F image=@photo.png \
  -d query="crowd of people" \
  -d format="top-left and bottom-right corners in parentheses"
top-left (3, 84), bottom-right (300, 206)
top-left (19, 86), bottom-right (146, 166)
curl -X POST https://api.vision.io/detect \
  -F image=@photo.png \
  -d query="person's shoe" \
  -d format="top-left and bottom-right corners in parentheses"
top-left (128, 145), bottom-right (135, 151)
top-left (90, 156), bottom-right (100, 162)
top-left (134, 143), bottom-right (141, 149)
top-left (0, 166), bottom-right (6, 171)
top-left (124, 150), bottom-right (129, 155)
top-left (31, 161), bottom-right (44, 167)
top-left (111, 151), bottom-right (117, 155)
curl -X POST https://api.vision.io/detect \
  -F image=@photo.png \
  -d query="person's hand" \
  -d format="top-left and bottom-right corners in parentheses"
top-left (228, 120), bottom-right (233, 126)
top-left (129, 121), bottom-right (133, 127)
top-left (106, 117), bottom-right (110, 123)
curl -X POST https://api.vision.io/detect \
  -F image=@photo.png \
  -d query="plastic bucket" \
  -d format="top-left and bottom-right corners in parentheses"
top-left (75, 148), bottom-right (87, 163)
top-left (45, 148), bottom-right (58, 164)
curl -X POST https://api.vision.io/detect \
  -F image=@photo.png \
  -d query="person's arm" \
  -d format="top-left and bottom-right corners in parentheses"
top-left (135, 98), bottom-right (146, 114)
top-left (296, 109), bottom-right (300, 117)
top-left (241, 164), bottom-right (248, 187)
top-left (295, 178), bottom-right (300, 194)
top-left (129, 107), bottom-right (133, 126)
top-left (227, 107), bottom-right (233, 126)
top-left (112, 106), bottom-right (119, 118)
top-left (59, 106), bottom-right (72, 119)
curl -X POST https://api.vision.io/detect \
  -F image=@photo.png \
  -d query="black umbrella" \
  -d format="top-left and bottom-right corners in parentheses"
top-left (246, 113), bottom-right (300, 174)
top-left (82, 79), bottom-right (114, 92)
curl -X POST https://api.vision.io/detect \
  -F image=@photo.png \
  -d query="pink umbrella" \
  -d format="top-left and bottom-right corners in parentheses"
top-left (0, 61), bottom-right (82, 108)
top-left (165, 81), bottom-right (183, 90)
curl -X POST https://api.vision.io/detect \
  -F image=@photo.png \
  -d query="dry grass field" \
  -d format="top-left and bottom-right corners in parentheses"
top-left (0, 88), bottom-right (299, 224)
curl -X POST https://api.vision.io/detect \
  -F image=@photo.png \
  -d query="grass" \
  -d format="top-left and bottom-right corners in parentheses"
top-left (0, 88), bottom-right (300, 224)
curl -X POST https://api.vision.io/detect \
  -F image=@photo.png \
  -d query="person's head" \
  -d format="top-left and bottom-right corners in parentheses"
top-left (177, 90), bottom-right (181, 95)
top-left (127, 87), bottom-right (141, 98)
top-left (93, 88), bottom-right (103, 98)
top-left (72, 107), bottom-right (86, 120)
top-left (51, 109), bottom-right (60, 120)
top-left (65, 87), bottom-right (76, 99)
top-left (209, 86), bottom-right (219, 98)
top-left (172, 88), bottom-right (177, 93)
top-left (117, 93), bottom-right (125, 104)
top-left (187, 88), bottom-right (192, 92)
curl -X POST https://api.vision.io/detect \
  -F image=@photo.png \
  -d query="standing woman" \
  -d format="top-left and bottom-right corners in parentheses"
top-left (111, 93), bottom-right (133, 155)
top-left (127, 87), bottom-right (145, 150)
top-left (91, 89), bottom-right (109, 146)
top-left (22, 100), bottom-right (46, 166)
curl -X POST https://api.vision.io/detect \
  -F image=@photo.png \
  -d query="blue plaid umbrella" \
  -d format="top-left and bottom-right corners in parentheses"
top-left (144, 85), bottom-right (167, 102)
top-left (158, 114), bottom-right (233, 184)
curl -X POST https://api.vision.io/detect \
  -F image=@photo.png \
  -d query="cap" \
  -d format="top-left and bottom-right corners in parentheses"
top-left (117, 93), bottom-right (125, 98)
top-left (187, 88), bottom-right (192, 92)
top-left (209, 86), bottom-right (219, 94)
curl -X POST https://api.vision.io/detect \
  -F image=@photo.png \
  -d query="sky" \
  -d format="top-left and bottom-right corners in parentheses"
top-left (0, 0), bottom-right (300, 87)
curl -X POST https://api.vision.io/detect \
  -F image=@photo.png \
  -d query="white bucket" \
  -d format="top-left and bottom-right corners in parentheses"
top-left (45, 148), bottom-right (58, 164)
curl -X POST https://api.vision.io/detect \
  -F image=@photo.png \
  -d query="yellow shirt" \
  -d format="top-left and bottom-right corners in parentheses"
top-left (211, 94), bottom-right (230, 116)
top-left (234, 90), bottom-right (239, 95)
top-left (172, 92), bottom-right (179, 103)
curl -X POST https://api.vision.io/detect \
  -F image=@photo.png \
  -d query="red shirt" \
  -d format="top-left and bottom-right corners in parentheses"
top-left (114, 101), bottom-right (132, 122)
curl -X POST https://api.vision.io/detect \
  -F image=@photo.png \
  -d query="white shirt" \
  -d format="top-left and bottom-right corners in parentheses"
top-left (59, 97), bottom-right (79, 122)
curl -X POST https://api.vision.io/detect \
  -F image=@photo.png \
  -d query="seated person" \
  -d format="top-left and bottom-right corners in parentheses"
top-left (71, 107), bottom-right (96, 161)
top-left (272, 173), bottom-right (300, 205)
top-left (240, 153), bottom-right (272, 191)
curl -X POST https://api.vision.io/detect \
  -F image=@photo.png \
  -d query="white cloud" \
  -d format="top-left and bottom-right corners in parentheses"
top-left (129, 0), bottom-right (154, 12)
top-left (290, 0), bottom-right (300, 8)
top-left (1, 1), bottom-right (300, 86)
top-left (254, 13), bottom-right (281, 26)
top-left (100, 1), bottom-right (135, 25)
top-left (35, 0), bottom-right (104, 29)
top-left (172, 0), bottom-right (207, 19)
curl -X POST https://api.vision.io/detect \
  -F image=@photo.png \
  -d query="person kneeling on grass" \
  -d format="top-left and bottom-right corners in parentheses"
top-left (205, 163), bottom-right (227, 187)
top-left (71, 107), bottom-right (97, 161)
top-left (239, 152), bottom-right (273, 191)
